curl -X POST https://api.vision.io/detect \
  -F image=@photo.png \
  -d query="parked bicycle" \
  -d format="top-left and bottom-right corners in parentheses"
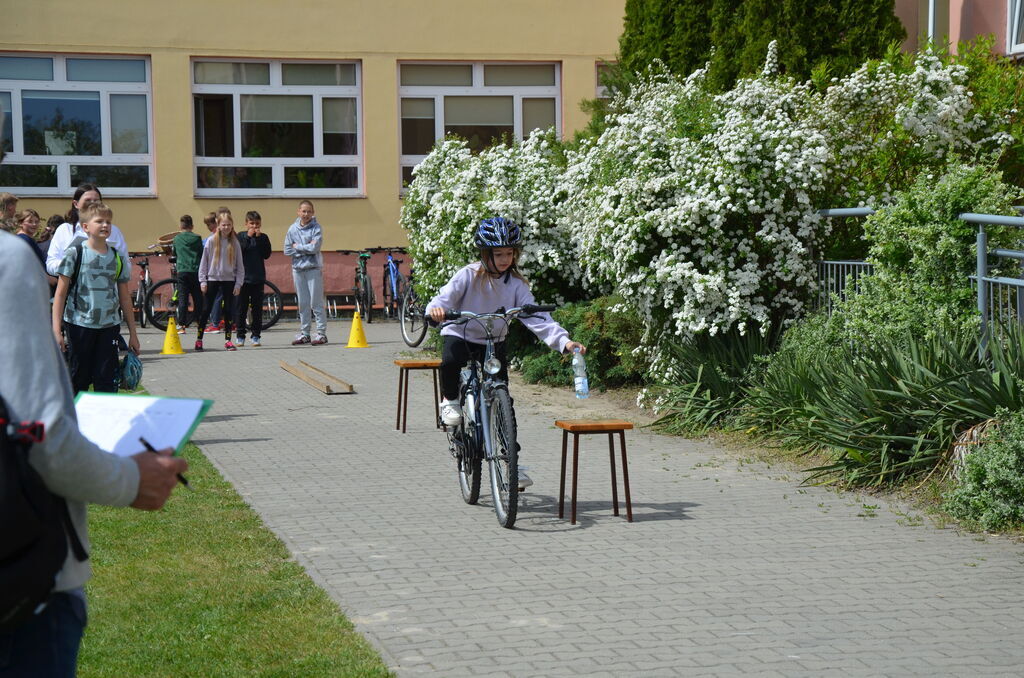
top-left (339, 249), bottom-right (375, 323)
top-left (145, 265), bottom-right (283, 332)
top-left (399, 269), bottom-right (427, 347)
top-left (366, 246), bottom-right (407, 319)
top-left (441, 304), bottom-right (555, 529)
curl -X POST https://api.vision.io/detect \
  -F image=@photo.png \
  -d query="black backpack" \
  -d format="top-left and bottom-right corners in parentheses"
top-left (0, 395), bottom-right (88, 631)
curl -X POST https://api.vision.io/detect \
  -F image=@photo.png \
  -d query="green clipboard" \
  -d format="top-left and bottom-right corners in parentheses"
top-left (73, 392), bottom-right (214, 456)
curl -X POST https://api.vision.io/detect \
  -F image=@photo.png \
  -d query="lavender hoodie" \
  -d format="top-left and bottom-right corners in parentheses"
top-left (427, 262), bottom-right (570, 351)
top-left (198, 235), bottom-right (244, 286)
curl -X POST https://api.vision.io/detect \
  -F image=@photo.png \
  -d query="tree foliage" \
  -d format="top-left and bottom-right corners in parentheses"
top-left (618, 0), bottom-right (906, 89)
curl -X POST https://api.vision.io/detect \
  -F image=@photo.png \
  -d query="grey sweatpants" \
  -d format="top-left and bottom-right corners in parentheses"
top-left (292, 267), bottom-right (327, 336)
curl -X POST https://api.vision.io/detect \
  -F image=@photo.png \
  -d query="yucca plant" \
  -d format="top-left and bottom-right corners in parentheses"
top-left (745, 322), bottom-right (1024, 485)
top-left (652, 326), bottom-right (781, 435)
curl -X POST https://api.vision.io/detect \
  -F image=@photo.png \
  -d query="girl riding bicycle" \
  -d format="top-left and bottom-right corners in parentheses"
top-left (427, 217), bottom-right (586, 487)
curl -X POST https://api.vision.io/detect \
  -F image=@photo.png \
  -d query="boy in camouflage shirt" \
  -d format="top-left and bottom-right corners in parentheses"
top-left (51, 201), bottom-right (138, 393)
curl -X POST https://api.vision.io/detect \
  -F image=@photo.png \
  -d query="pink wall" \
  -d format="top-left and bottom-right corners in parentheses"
top-left (895, 0), bottom-right (1010, 54)
top-left (949, 0), bottom-right (1007, 54)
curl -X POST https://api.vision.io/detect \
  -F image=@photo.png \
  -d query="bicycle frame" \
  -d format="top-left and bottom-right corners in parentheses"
top-left (456, 319), bottom-right (502, 463)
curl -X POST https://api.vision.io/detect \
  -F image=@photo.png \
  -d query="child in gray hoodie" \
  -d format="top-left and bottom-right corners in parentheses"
top-left (283, 200), bottom-right (328, 344)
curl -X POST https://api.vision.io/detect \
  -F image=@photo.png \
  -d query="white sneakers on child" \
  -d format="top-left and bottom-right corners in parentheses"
top-left (518, 468), bottom-right (533, 491)
top-left (440, 399), bottom-right (463, 426)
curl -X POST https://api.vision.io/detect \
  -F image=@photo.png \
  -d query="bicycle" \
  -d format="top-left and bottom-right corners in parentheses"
top-left (441, 304), bottom-right (555, 528)
top-left (367, 246), bottom-right (407, 319)
top-left (340, 249), bottom-right (375, 323)
top-left (399, 269), bottom-right (427, 347)
top-left (145, 273), bottom-right (283, 332)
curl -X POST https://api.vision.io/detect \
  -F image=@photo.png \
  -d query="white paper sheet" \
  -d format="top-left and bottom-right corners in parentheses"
top-left (74, 393), bottom-right (209, 457)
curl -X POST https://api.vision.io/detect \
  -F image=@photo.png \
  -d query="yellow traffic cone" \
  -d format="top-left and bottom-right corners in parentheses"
top-left (161, 317), bottom-right (185, 355)
top-left (346, 310), bottom-right (370, 348)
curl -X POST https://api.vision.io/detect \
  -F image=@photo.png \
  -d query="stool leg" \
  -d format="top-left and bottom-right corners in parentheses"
top-left (401, 369), bottom-right (410, 434)
top-left (559, 429), bottom-right (568, 519)
top-left (619, 430), bottom-right (633, 522)
top-left (608, 432), bottom-right (619, 516)
top-left (432, 368), bottom-right (441, 429)
top-left (571, 433), bottom-right (580, 525)
top-left (395, 368), bottom-right (404, 431)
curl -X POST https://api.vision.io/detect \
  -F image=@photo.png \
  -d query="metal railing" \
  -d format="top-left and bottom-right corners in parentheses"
top-left (815, 260), bottom-right (875, 314)
top-left (814, 208), bottom-right (877, 315)
top-left (959, 212), bottom-right (1024, 358)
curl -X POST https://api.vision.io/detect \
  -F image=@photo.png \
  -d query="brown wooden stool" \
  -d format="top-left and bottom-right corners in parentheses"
top-left (394, 359), bottom-right (442, 433)
top-left (556, 419), bottom-right (634, 524)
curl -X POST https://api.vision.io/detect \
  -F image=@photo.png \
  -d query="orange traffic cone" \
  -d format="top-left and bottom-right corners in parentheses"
top-left (161, 317), bottom-right (185, 354)
top-left (346, 311), bottom-right (370, 348)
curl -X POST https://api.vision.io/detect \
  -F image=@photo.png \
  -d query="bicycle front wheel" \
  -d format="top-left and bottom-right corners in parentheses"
top-left (261, 280), bottom-right (283, 330)
top-left (359, 274), bottom-right (374, 323)
top-left (144, 278), bottom-right (180, 332)
top-left (399, 286), bottom-right (427, 347)
top-left (487, 387), bottom-right (519, 529)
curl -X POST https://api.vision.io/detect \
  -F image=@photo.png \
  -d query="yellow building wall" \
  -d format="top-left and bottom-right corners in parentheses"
top-left (3, 0), bottom-right (623, 250)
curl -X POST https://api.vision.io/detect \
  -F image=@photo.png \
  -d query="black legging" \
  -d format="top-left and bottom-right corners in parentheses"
top-left (197, 281), bottom-right (235, 339)
top-left (440, 336), bottom-right (508, 401)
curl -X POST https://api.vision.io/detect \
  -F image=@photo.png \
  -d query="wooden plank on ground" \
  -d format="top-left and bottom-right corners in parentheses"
top-left (279, 360), bottom-right (351, 395)
top-left (298, 360), bottom-right (355, 393)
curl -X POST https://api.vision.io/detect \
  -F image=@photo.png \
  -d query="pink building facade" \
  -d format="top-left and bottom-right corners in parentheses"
top-left (895, 0), bottom-right (1024, 56)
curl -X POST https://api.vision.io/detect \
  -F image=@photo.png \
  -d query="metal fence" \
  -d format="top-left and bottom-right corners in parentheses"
top-left (815, 260), bottom-right (875, 314)
top-left (814, 208), bottom-right (877, 316)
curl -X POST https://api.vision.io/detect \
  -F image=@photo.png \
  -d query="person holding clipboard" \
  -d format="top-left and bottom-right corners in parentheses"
top-left (0, 189), bottom-right (189, 677)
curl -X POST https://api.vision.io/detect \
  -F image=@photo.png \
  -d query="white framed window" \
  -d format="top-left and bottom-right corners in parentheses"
top-left (192, 59), bottom-right (362, 197)
top-left (398, 62), bottom-right (561, 188)
top-left (0, 54), bottom-right (153, 196)
top-left (1010, 0), bottom-right (1024, 55)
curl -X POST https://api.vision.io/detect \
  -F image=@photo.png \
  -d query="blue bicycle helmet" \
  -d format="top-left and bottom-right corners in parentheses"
top-left (119, 352), bottom-right (143, 391)
top-left (475, 217), bottom-right (523, 249)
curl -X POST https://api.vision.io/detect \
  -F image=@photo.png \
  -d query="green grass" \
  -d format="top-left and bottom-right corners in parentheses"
top-left (79, 444), bottom-right (393, 678)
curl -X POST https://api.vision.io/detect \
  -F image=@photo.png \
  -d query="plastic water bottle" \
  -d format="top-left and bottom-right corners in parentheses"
top-left (572, 347), bottom-right (589, 399)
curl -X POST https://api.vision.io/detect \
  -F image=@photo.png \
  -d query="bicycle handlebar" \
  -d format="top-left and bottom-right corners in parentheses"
top-left (441, 304), bottom-right (556, 323)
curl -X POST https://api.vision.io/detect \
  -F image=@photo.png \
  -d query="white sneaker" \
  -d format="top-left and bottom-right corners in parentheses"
top-left (518, 468), bottom-right (533, 491)
top-left (440, 399), bottom-right (463, 426)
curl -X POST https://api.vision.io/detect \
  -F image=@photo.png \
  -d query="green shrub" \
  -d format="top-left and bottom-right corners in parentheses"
top-left (944, 408), bottom-right (1024, 531)
top-left (508, 296), bottom-right (647, 391)
top-left (825, 161), bottom-right (1019, 346)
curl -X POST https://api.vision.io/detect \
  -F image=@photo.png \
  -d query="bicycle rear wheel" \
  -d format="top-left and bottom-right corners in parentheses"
top-left (399, 286), bottom-right (427, 347)
top-left (454, 423), bottom-right (482, 504)
top-left (135, 282), bottom-right (148, 328)
top-left (487, 387), bottom-right (519, 529)
top-left (261, 280), bottom-right (283, 330)
top-left (144, 278), bottom-right (182, 332)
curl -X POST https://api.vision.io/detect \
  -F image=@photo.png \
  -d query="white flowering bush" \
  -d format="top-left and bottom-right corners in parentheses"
top-left (400, 130), bottom-right (574, 303)
top-left (563, 52), bottom-right (831, 341)
top-left (403, 42), bottom-right (1014, 352)
top-left (818, 51), bottom-right (1009, 208)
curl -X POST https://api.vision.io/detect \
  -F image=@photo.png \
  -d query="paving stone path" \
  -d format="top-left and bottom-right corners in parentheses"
top-left (139, 321), bottom-right (1024, 677)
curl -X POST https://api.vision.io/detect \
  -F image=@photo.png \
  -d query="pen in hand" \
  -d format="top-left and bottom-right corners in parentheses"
top-left (139, 437), bottom-right (192, 490)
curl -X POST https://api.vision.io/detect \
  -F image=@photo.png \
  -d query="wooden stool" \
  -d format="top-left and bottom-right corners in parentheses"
top-left (556, 419), bottom-right (634, 524)
top-left (394, 359), bottom-right (442, 433)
